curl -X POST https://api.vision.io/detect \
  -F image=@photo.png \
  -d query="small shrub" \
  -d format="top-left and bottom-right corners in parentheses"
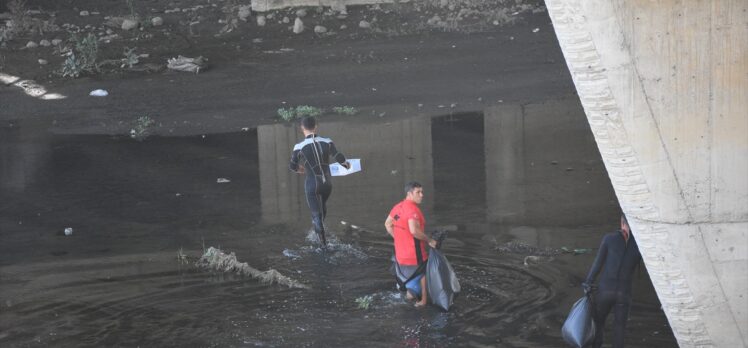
top-left (177, 247), bottom-right (189, 265)
top-left (355, 295), bottom-right (373, 310)
top-left (218, 0), bottom-right (240, 35)
top-left (277, 108), bottom-right (295, 121)
top-left (121, 47), bottom-right (139, 68)
top-left (295, 105), bottom-right (322, 117)
top-left (130, 116), bottom-right (155, 141)
top-left (277, 105), bottom-right (323, 121)
top-left (60, 33), bottom-right (99, 78)
top-left (332, 106), bottom-right (358, 116)
top-left (5, 0), bottom-right (30, 40)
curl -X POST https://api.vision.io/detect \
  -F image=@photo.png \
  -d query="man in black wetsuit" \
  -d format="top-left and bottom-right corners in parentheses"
top-left (583, 214), bottom-right (642, 348)
top-left (289, 116), bottom-right (349, 246)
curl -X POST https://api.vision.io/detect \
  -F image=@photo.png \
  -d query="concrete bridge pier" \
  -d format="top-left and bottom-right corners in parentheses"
top-left (545, 0), bottom-right (747, 346)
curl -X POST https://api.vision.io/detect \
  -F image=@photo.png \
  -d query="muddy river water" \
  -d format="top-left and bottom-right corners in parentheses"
top-left (0, 98), bottom-right (677, 347)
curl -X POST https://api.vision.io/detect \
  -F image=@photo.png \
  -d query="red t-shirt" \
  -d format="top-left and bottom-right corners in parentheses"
top-left (389, 199), bottom-right (428, 266)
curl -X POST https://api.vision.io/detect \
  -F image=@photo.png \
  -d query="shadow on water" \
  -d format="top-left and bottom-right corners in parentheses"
top-left (0, 98), bottom-right (677, 347)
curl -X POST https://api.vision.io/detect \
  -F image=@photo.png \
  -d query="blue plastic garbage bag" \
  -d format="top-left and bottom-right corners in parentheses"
top-left (405, 273), bottom-right (423, 297)
top-left (426, 248), bottom-right (460, 311)
top-left (561, 294), bottom-right (596, 347)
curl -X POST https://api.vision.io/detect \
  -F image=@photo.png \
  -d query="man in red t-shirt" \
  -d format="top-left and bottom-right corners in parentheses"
top-left (384, 181), bottom-right (438, 307)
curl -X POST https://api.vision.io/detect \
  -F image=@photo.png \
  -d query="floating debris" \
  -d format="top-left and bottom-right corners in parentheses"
top-left (523, 255), bottom-right (554, 267)
top-left (496, 241), bottom-right (560, 256)
top-left (197, 247), bottom-right (309, 289)
top-left (561, 247), bottom-right (593, 255)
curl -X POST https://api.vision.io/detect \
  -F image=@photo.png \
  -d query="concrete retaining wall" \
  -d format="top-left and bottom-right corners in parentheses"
top-left (545, 0), bottom-right (747, 346)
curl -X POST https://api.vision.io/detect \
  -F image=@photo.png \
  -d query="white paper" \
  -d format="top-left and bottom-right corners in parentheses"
top-left (330, 159), bottom-right (361, 176)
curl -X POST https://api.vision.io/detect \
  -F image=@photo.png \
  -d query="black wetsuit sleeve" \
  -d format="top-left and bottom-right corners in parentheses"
top-left (585, 236), bottom-right (608, 285)
top-left (289, 149), bottom-right (301, 172)
top-left (329, 141), bottom-right (347, 164)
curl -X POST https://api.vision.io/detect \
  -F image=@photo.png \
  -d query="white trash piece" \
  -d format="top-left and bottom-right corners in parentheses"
top-left (167, 55), bottom-right (206, 74)
top-left (330, 159), bottom-right (361, 176)
top-left (217, 178), bottom-right (231, 183)
top-left (89, 89), bottom-right (109, 97)
top-left (64, 227), bottom-right (73, 236)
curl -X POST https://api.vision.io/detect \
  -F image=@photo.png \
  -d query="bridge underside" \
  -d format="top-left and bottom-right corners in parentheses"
top-left (545, 0), bottom-right (747, 346)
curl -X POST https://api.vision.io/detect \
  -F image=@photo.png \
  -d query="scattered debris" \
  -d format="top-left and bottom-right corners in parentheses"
top-left (121, 18), bottom-right (139, 31)
top-left (256, 15), bottom-right (266, 26)
top-left (151, 16), bottom-right (163, 27)
top-left (358, 20), bottom-right (371, 29)
top-left (39, 39), bottom-right (51, 47)
top-left (314, 25), bottom-right (327, 34)
top-left (167, 55), bottom-right (206, 73)
top-left (532, 27), bottom-right (540, 33)
top-left (37, 59), bottom-right (48, 65)
top-left (79, 11), bottom-right (90, 17)
top-left (238, 5), bottom-right (251, 22)
top-left (25, 41), bottom-right (38, 49)
top-left (292, 18), bottom-right (304, 34)
top-left (296, 9), bottom-right (307, 18)
top-left (51, 38), bottom-right (62, 46)
top-left (216, 178), bottom-right (231, 183)
top-left (89, 89), bottom-right (108, 97)
top-left (197, 247), bottom-right (309, 289)
top-left (63, 227), bottom-right (73, 236)
top-left (104, 16), bottom-right (125, 29)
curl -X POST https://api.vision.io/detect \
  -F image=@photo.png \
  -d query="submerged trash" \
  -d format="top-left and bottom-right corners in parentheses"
top-left (282, 249), bottom-right (301, 260)
top-left (216, 178), bottom-right (231, 183)
top-left (496, 241), bottom-right (560, 256)
top-left (197, 247), bottom-right (309, 289)
top-left (561, 247), bottom-right (593, 255)
top-left (89, 89), bottom-right (108, 97)
top-left (523, 255), bottom-right (554, 267)
top-left (167, 55), bottom-right (207, 74)
top-left (64, 227), bottom-right (73, 236)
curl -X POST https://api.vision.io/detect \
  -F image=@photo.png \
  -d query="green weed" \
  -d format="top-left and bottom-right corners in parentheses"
top-left (355, 295), bottom-right (373, 310)
top-left (332, 106), bottom-right (358, 116)
top-left (130, 116), bottom-right (155, 141)
top-left (121, 47), bottom-right (139, 68)
top-left (61, 33), bottom-right (99, 78)
top-left (277, 105), bottom-right (323, 121)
